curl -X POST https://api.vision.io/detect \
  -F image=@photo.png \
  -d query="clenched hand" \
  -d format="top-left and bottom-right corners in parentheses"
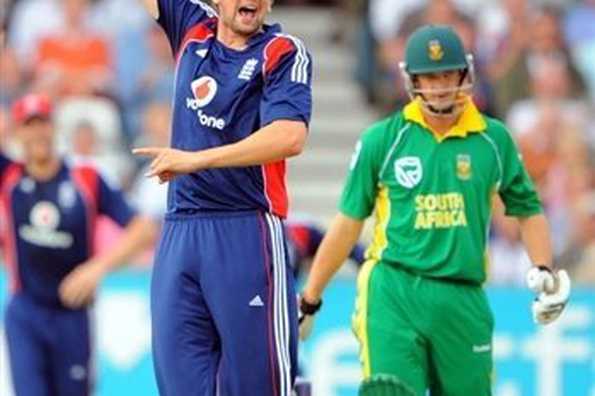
top-left (59, 261), bottom-right (106, 309)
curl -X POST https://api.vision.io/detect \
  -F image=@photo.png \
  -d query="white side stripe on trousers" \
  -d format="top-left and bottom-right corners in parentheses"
top-left (265, 213), bottom-right (292, 396)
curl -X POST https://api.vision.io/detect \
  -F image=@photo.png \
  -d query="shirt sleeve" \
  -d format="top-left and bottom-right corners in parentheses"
top-left (497, 127), bottom-right (543, 217)
top-left (260, 36), bottom-right (312, 126)
top-left (98, 175), bottom-right (137, 227)
top-left (156, 0), bottom-right (217, 54)
top-left (339, 127), bottom-right (384, 220)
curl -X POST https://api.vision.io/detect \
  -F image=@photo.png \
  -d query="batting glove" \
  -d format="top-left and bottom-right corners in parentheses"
top-left (526, 266), bottom-right (571, 325)
top-left (298, 295), bottom-right (322, 341)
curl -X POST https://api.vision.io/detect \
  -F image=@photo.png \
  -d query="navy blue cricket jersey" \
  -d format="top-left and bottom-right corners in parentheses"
top-left (157, 0), bottom-right (312, 218)
top-left (0, 154), bottom-right (135, 307)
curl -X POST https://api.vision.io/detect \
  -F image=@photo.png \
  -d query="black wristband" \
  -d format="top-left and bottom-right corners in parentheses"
top-left (300, 296), bottom-right (322, 315)
top-left (536, 265), bottom-right (553, 273)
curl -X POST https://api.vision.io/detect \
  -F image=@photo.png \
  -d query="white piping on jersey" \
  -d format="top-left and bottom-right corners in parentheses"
top-left (378, 123), bottom-right (412, 179)
top-left (265, 213), bottom-right (292, 396)
top-left (190, 0), bottom-right (218, 18)
top-left (479, 133), bottom-right (503, 189)
top-left (272, 33), bottom-right (309, 85)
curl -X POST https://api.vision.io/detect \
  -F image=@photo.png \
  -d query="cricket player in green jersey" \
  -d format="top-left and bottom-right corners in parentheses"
top-left (297, 25), bottom-right (571, 396)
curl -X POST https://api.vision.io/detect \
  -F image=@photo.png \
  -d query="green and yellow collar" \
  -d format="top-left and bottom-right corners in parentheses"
top-left (403, 98), bottom-right (486, 142)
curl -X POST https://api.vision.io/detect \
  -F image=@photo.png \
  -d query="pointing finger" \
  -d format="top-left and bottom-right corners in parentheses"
top-left (132, 147), bottom-right (163, 157)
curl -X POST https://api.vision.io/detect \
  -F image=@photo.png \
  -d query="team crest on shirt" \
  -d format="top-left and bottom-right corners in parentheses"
top-left (395, 156), bottom-right (423, 189)
top-left (456, 154), bottom-right (472, 180)
top-left (19, 201), bottom-right (73, 248)
top-left (428, 40), bottom-right (444, 61)
top-left (238, 58), bottom-right (259, 80)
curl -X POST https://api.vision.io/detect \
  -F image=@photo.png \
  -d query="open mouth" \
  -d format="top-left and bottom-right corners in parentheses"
top-left (238, 5), bottom-right (258, 18)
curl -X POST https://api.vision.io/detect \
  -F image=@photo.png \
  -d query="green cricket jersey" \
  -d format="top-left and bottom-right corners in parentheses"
top-left (340, 98), bottom-right (542, 283)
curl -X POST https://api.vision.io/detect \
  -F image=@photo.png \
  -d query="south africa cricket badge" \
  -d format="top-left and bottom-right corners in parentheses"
top-left (428, 39), bottom-right (444, 61)
top-left (456, 154), bottom-right (472, 181)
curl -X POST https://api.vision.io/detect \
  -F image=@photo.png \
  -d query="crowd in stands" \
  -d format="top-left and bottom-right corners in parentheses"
top-left (0, 0), bottom-right (593, 284)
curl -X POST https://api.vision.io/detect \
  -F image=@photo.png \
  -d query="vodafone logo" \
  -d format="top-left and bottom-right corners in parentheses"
top-left (186, 75), bottom-right (226, 131)
top-left (191, 76), bottom-right (217, 108)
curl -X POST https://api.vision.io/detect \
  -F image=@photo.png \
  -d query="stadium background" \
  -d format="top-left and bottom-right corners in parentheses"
top-left (0, 0), bottom-right (593, 395)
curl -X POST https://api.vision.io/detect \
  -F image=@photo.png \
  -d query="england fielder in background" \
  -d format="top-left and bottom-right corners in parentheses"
top-left (135, 0), bottom-right (312, 395)
top-left (1, 93), bottom-right (156, 396)
top-left (298, 25), bottom-right (570, 396)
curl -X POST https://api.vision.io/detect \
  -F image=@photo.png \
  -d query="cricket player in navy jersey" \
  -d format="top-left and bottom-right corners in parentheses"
top-left (135, 1), bottom-right (312, 395)
top-left (0, 93), bottom-right (156, 396)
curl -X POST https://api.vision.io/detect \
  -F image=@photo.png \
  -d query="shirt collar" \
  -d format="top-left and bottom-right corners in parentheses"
top-left (403, 98), bottom-right (487, 142)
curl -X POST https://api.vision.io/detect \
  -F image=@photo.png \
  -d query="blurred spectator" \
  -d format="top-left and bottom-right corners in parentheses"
top-left (129, 101), bottom-right (171, 222)
top-left (7, 0), bottom-right (62, 69)
top-left (55, 96), bottom-right (133, 187)
top-left (516, 102), bottom-right (593, 254)
top-left (69, 120), bottom-right (126, 186)
top-left (0, 26), bottom-right (23, 105)
top-left (488, 5), bottom-right (586, 117)
top-left (564, 0), bottom-right (595, 100)
top-left (370, 0), bottom-right (478, 44)
top-left (121, 24), bottom-right (175, 142)
top-left (506, 55), bottom-right (589, 138)
top-left (489, 199), bottom-right (531, 286)
top-left (557, 192), bottom-right (595, 284)
top-left (0, 102), bottom-right (20, 160)
top-left (451, 13), bottom-right (495, 115)
top-left (135, 24), bottom-right (175, 103)
top-left (71, 120), bottom-right (98, 157)
top-left (33, 0), bottom-right (113, 97)
top-left (90, 0), bottom-right (150, 36)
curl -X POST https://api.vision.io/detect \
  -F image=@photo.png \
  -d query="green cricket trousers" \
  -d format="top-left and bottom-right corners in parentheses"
top-left (352, 260), bottom-right (494, 396)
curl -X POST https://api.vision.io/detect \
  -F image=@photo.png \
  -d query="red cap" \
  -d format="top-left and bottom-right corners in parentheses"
top-left (12, 94), bottom-right (53, 124)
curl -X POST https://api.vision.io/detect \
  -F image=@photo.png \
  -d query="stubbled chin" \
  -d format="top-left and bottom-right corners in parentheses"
top-left (233, 21), bottom-right (260, 36)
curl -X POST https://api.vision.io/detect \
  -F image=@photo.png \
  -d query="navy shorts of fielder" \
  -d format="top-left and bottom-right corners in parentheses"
top-left (5, 295), bottom-right (92, 396)
top-left (151, 211), bottom-right (298, 396)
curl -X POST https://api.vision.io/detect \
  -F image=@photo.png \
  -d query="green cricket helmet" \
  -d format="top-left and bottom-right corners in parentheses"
top-left (399, 25), bottom-right (475, 116)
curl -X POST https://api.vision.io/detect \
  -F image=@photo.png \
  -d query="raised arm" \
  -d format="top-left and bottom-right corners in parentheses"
top-left (140, 0), bottom-right (217, 55)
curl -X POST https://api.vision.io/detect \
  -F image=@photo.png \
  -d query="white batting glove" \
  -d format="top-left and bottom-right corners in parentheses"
top-left (298, 294), bottom-right (322, 341)
top-left (526, 266), bottom-right (571, 325)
